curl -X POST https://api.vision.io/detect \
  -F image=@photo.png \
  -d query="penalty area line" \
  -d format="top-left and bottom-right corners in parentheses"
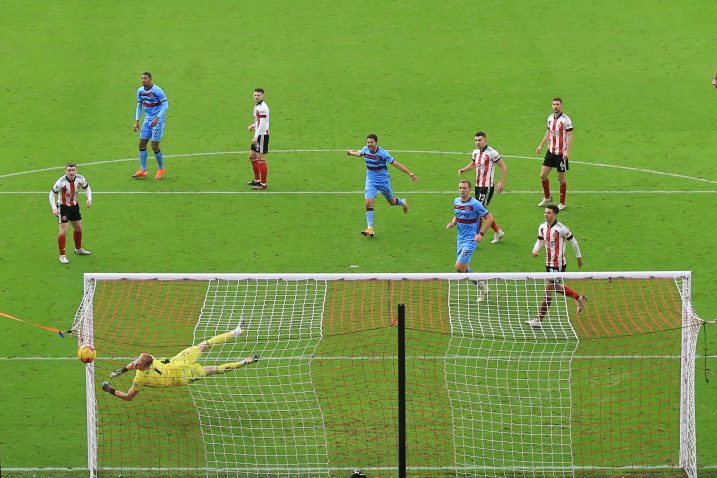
top-left (1, 190), bottom-right (717, 195)
top-left (0, 149), bottom-right (714, 185)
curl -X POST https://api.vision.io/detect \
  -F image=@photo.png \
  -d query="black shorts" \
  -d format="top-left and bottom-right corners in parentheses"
top-left (543, 152), bottom-right (569, 172)
top-left (474, 187), bottom-right (495, 206)
top-left (545, 264), bottom-right (567, 273)
top-left (59, 204), bottom-right (81, 223)
top-left (250, 135), bottom-right (269, 154)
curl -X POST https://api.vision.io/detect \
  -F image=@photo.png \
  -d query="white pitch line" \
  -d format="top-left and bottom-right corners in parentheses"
top-left (2, 190), bottom-right (717, 195)
top-left (0, 149), bottom-right (715, 185)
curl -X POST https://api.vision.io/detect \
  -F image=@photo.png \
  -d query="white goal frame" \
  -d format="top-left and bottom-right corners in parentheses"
top-left (74, 271), bottom-right (699, 478)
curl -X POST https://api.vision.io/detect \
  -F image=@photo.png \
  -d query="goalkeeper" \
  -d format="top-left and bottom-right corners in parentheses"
top-left (101, 322), bottom-right (259, 401)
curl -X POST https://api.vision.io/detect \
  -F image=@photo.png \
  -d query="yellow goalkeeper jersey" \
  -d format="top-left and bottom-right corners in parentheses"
top-left (132, 347), bottom-right (206, 389)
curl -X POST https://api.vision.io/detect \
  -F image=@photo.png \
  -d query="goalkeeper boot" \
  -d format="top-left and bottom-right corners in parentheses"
top-left (74, 248), bottom-right (91, 255)
top-left (526, 318), bottom-right (542, 328)
top-left (131, 169), bottom-right (148, 178)
top-left (251, 354), bottom-right (260, 363)
top-left (537, 197), bottom-right (552, 207)
top-left (59, 255), bottom-right (70, 264)
top-left (361, 227), bottom-right (375, 238)
top-left (576, 295), bottom-right (588, 313)
top-left (234, 319), bottom-right (247, 337)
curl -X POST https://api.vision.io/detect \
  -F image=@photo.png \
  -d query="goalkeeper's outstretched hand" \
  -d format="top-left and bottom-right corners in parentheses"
top-left (102, 381), bottom-right (116, 395)
top-left (109, 368), bottom-right (126, 378)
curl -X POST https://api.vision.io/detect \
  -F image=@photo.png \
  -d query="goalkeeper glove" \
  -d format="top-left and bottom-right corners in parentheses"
top-left (102, 381), bottom-right (116, 395)
top-left (109, 367), bottom-right (128, 378)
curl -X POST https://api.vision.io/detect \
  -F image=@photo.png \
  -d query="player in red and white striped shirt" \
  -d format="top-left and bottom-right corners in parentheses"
top-left (535, 97), bottom-right (573, 210)
top-left (458, 132), bottom-right (507, 243)
top-left (247, 88), bottom-right (270, 190)
top-left (49, 163), bottom-right (93, 264)
top-left (526, 205), bottom-right (586, 327)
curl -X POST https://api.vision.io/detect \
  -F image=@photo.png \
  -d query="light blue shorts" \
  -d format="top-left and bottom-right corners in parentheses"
top-left (140, 117), bottom-right (165, 141)
top-left (365, 181), bottom-right (394, 200)
top-left (456, 241), bottom-right (477, 265)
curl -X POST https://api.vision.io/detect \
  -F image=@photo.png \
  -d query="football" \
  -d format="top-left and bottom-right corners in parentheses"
top-left (77, 344), bottom-right (96, 364)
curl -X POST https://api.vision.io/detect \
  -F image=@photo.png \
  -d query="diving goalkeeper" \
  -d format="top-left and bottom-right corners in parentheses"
top-left (101, 322), bottom-right (259, 401)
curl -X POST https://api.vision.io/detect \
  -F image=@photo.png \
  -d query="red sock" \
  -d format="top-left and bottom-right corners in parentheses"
top-left (258, 161), bottom-right (268, 184)
top-left (491, 221), bottom-right (500, 233)
top-left (73, 230), bottom-right (82, 249)
top-left (538, 296), bottom-right (553, 320)
top-left (251, 161), bottom-right (260, 181)
top-left (58, 234), bottom-right (66, 255)
top-left (560, 183), bottom-right (567, 204)
top-left (541, 179), bottom-right (551, 198)
top-left (560, 285), bottom-right (580, 300)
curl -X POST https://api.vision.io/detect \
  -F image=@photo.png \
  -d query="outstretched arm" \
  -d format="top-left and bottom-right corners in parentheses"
top-left (391, 160), bottom-right (418, 182)
top-left (102, 382), bottom-right (139, 401)
top-left (346, 149), bottom-right (362, 157)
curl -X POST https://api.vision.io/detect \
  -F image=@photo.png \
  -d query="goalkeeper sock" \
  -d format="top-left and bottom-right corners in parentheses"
top-left (206, 331), bottom-right (237, 346)
top-left (218, 359), bottom-right (249, 372)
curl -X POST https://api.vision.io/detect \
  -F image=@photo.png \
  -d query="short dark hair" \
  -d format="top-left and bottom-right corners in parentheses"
top-left (366, 134), bottom-right (378, 142)
top-left (459, 179), bottom-right (471, 187)
top-left (66, 163), bottom-right (77, 169)
top-left (254, 88), bottom-right (264, 93)
top-left (475, 131), bottom-right (486, 138)
top-left (142, 72), bottom-right (152, 78)
top-left (553, 97), bottom-right (563, 103)
top-left (546, 204), bottom-right (560, 214)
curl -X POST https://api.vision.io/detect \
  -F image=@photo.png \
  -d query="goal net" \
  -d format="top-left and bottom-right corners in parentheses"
top-left (71, 272), bottom-right (700, 478)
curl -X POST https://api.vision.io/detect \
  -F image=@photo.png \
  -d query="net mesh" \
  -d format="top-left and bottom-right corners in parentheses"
top-left (71, 274), bottom-right (699, 478)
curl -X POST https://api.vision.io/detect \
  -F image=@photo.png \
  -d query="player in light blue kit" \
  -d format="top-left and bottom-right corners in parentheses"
top-left (346, 134), bottom-right (418, 237)
top-left (132, 72), bottom-right (169, 179)
top-left (447, 180), bottom-right (494, 273)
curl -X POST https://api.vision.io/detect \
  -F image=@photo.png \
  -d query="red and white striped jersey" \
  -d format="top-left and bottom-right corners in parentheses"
top-left (51, 174), bottom-right (89, 207)
top-left (546, 113), bottom-right (573, 155)
top-left (537, 220), bottom-right (575, 267)
top-left (471, 146), bottom-right (502, 187)
top-left (252, 101), bottom-right (270, 138)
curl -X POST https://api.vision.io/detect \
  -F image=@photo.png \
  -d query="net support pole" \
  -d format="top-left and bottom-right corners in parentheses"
top-left (397, 303), bottom-right (407, 478)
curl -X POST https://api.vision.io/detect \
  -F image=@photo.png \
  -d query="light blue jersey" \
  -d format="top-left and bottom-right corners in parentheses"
top-left (360, 146), bottom-right (393, 183)
top-left (136, 85), bottom-right (168, 120)
top-left (360, 146), bottom-right (395, 200)
top-left (454, 197), bottom-right (488, 264)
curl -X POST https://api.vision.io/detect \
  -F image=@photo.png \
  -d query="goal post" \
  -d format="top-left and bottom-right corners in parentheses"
top-left (71, 272), bottom-right (701, 478)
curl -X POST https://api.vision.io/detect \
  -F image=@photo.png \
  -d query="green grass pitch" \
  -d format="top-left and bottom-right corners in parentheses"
top-left (1, 0), bottom-right (716, 476)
